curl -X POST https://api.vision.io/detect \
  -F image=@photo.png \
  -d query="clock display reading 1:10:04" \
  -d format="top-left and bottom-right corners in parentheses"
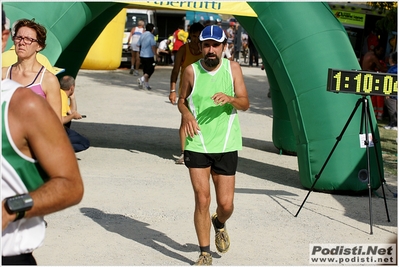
top-left (327, 69), bottom-right (398, 96)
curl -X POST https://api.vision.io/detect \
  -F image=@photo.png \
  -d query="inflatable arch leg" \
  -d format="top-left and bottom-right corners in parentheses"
top-left (263, 60), bottom-right (297, 155)
top-left (3, 2), bottom-right (127, 78)
top-left (237, 2), bottom-right (383, 191)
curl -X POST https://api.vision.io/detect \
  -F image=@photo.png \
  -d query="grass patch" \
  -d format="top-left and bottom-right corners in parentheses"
top-left (377, 120), bottom-right (397, 177)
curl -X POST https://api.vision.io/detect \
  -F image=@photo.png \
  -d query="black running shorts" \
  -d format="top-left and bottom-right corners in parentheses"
top-left (183, 150), bottom-right (238, 175)
top-left (140, 57), bottom-right (155, 78)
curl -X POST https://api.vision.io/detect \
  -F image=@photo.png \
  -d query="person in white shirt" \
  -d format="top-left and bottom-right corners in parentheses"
top-left (157, 38), bottom-right (171, 64)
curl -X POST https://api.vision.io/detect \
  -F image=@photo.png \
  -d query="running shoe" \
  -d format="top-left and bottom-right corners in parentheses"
top-left (175, 153), bottom-right (184, 164)
top-left (137, 78), bottom-right (143, 89)
top-left (211, 213), bottom-right (230, 253)
top-left (193, 252), bottom-right (212, 266)
top-left (143, 81), bottom-right (151, 90)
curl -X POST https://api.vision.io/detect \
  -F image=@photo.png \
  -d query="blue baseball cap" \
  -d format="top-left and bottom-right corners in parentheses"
top-left (199, 25), bottom-right (226, 42)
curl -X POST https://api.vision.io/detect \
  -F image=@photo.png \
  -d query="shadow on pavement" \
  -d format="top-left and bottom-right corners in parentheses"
top-left (72, 121), bottom-right (302, 190)
top-left (80, 207), bottom-right (200, 265)
top-left (74, 120), bottom-right (397, 232)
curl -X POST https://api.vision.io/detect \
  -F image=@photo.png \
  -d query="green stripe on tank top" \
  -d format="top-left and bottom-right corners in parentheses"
top-left (2, 102), bottom-right (48, 191)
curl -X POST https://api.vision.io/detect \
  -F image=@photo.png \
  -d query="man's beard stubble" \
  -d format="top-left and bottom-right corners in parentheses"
top-left (204, 54), bottom-right (220, 68)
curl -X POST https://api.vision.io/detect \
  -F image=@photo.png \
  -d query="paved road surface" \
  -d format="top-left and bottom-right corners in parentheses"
top-left (34, 65), bottom-right (397, 266)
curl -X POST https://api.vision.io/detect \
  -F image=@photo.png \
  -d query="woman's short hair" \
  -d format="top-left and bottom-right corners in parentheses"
top-left (13, 18), bottom-right (47, 50)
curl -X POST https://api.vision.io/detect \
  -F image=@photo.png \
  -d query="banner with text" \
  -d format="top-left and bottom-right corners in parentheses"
top-left (332, 10), bottom-right (366, 27)
top-left (119, 1), bottom-right (257, 17)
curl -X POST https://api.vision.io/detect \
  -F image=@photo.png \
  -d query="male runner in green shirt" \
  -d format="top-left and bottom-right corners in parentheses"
top-left (178, 25), bottom-right (250, 265)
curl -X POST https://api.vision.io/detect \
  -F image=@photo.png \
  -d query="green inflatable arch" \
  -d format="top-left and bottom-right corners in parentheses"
top-left (4, 2), bottom-right (126, 75)
top-left (3, 2), bottom-right (383, 192)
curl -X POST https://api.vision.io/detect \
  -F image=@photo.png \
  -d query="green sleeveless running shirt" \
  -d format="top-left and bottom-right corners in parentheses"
top-left (2, 81), bottom-right (48, 192)
top-left (185, 58), bottom-right (242, 153)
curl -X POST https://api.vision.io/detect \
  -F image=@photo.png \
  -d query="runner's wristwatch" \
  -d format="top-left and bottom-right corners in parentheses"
top-left (4, 194), bottom-right (33, 221)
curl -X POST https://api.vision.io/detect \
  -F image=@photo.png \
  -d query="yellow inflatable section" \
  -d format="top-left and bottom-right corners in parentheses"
top-left (2, 46), bottom-right (65, 75)
top-left (81, 9), bottom-right (126, 70)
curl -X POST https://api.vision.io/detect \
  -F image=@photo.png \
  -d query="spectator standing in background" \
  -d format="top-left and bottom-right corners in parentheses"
top-left (172, 25), bottom-right (187, 62)
top-left (137, 23), bottom-right (157, 90)
top-left (168, 33), bottom-right (175, 63)
top-left (2, 18), bottom-right (62, 122)
top-left (226, 21), bottom-right (235, 58)
top-left (127, 19), bottom-right (145, 76)
top-left (248, 36), bottom-right (259, 67)
top-left (384, 51), bottom-right (397, 130)
top-left (233, 24), bottom-right (242, 62)
top-left (362, 44), bottom-right (388, 120)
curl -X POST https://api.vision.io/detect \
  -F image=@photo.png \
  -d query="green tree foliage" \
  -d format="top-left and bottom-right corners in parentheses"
top-left (367, 2), bottom-right (397, 32)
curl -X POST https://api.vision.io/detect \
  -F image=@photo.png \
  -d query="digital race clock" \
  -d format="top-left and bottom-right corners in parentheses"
top-left (327, 68), bottom-right (397, 96)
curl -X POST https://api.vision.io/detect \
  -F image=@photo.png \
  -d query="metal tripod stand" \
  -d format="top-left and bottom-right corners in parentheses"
top-left (295, 96), bottom-right (390, 234)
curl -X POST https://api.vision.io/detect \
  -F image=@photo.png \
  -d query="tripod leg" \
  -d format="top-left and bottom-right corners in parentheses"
top-left (295, 175), bottom-right (319, 217)
top-left (365, 98), bottom-right (391, 222)
top-left (295, 98), bottom-right (363, 217)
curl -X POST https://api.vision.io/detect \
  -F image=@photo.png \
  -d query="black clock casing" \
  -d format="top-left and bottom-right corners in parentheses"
top-left (327, 68), bottom-right (397, 96)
